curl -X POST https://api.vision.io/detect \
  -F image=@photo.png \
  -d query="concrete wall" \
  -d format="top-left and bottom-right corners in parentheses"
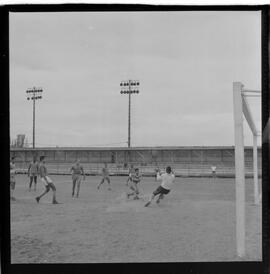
top-left (10, 146), bottom-right (262, 177)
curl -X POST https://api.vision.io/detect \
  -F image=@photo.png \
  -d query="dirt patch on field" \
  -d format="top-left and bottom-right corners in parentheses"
top-left (11, 175), bottom-right (262, 263)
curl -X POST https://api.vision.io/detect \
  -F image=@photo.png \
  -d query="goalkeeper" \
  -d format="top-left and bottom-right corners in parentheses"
top-left (144, 166), bottom-right (175, 207)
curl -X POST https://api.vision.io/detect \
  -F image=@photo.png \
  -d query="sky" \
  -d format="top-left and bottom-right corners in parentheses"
top-left (10, 11), bottom-right (261, 147)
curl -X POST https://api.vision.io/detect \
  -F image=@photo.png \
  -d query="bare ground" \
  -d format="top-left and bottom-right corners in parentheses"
top-left (11, 175), bottom-right (262, 263)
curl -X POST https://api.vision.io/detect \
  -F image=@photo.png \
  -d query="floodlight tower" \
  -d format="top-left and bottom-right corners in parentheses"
top-left (26, 87), bottom-right (43, 148)
top-left (120, 80), bottom-right (140, 148)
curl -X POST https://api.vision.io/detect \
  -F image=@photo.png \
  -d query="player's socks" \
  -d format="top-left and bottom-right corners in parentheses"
top-left (35, 197), bottom-right (40, 203)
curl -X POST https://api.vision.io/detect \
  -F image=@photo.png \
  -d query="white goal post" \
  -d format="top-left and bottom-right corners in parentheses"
top-left (233, 82), bottom-right (261, 258)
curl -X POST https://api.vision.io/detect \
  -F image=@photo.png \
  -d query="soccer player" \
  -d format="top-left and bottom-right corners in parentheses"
top-left (28, 158), bottom-right (39, 191)
top-left (211, 165), bottom-right (217, 182)
top-left (97, 163), bottom-right (111, 190)
top-left (70, 159), bottom-right (85, 198)
top-left (10, 157), bottom-right (16, 201)
top-left (35, 156), bottom-right (59, 204)
top-left (144, 166), bottom-right (175, 207)
top-left (126, 164), bottom-right (135, 186)
top-left (126, 168), bottom-right (141, 200)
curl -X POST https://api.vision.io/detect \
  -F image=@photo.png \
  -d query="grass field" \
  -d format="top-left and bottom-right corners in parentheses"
top-left (11, 174), bottom-right (262, 263)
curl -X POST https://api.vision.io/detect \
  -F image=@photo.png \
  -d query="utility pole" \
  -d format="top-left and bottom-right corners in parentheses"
top-left (26, 87), bottom-right (43, 148)
top-left (120, 80), bottom-right (140, 148)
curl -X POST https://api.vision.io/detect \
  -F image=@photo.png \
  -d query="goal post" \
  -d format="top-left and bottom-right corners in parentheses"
top-left (233, 81), bottom-right (261, 258)
top-left (233, 82), bottom-right (246, 258)
top-left (242, 89), bottom-right (260, 205)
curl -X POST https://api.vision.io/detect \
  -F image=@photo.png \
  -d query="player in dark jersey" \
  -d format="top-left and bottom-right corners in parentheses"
top-left (127, 168), bottom-right (141, 200)
top-left (10, 157), bottom-right (16, 201)
top-left (97, 163), bottom-right (111, 190)
top-left (70, 159), bottom-right (85, 198)
top-left (35, 156), bottom-right (59, 204)
top-left (28, 158), bottom-right (39, 191)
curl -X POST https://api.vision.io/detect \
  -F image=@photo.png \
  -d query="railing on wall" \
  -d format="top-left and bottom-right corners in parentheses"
top-left (14, 161), bottom-right (261, 178)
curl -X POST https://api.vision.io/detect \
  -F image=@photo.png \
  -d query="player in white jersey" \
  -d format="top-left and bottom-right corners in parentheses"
top-left (144, 166), bottom-right (175, 207)
top-left (211, 165), bottom-right (216, 177)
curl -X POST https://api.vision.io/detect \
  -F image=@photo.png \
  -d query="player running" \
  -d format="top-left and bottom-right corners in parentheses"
top-left (10, 157), bottom-right (16, 201)
top-left (126, 164), bottom-right (135, 186)
top-left (126, 168), bottom-right (142, 200)
top-left (70, 159), bottom-right (85, 198)
top-left (28, 158), bottom-right (39, 191)
top-left (35, 156), bottom-right (59, 204)
top-left (97, 163), bottom-right (111, 190)
top-left (144, 166), bottom-right (175, 207)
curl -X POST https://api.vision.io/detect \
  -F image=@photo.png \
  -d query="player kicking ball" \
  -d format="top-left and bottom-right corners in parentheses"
top-left (144, 166), bottom-right (175, 207)
top-left (97, 163), bottom-right (111, 190)
top-left (70, 159), bottom-right (85, 198)
top-left (35, 156), bottom-right (59, 204)
top-left (126, 168), bottom-right (141, 200)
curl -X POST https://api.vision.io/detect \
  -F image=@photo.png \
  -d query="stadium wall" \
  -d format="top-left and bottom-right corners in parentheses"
top-left (10, 146), bottom-right (262, 177)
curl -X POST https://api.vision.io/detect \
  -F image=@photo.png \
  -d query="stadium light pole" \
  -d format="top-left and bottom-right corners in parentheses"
top-left (120, 80), bottom-right (140, 148)
top-left (26, 87), bottom-right (43, 148)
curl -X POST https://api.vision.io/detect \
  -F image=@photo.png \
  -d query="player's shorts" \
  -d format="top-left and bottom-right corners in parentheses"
top-left (153, 186), bottom-right (170, 196)
top-left (45, 183), bottom-right (56, 191)
top-left (41, 176), bottom-right (52, 185)
top-left (41, 176), bottom-right (56, 191)
top-left (30, 174), bottom-right (38, 178)
top-left (72, 174), bottom-right (82, 182)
